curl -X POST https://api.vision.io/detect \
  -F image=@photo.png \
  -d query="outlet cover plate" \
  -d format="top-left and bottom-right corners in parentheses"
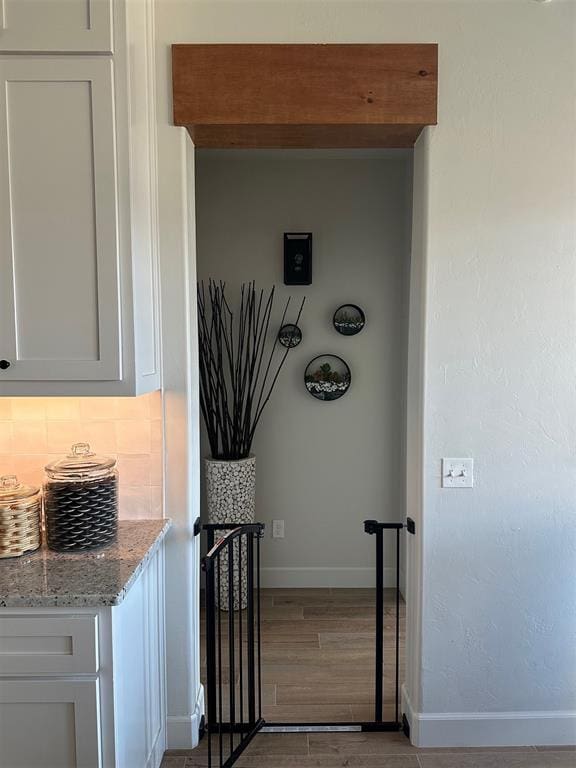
top-left (442, 458), bottom-right (474, 488)
top-left (272, 519), bottom-right (285, 538)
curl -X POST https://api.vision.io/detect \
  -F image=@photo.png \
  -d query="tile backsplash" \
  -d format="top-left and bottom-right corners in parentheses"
top-left (0, 392), bottom-right (163, 520)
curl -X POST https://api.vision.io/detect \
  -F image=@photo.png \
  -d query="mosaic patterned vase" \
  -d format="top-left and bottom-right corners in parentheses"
top-left (205, 456), bottom-right (256, 611)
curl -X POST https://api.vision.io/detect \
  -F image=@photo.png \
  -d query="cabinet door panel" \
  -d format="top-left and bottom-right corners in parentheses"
top-left (0, 0), bottom-right (112, 53)
top-left (0, 57), bottom-right (120, 382)
top-left (0, 679), bottom-right (100, 767)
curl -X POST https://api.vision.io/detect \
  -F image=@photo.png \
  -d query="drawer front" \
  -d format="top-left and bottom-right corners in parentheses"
top-left (0, 615), bottom-right (98, 676)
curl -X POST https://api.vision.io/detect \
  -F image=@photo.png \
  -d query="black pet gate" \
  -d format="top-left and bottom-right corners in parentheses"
top-left (202, 520), bottom-right (408, 768)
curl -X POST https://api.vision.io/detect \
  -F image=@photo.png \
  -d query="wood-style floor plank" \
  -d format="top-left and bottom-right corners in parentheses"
top-left (234, 756), bottom-right (420, 767)
top-left (233, 733), bottom-right (309, 755)
top-left (260, 647), bottom-right (374, 665)
top-left (262, 663), bottom-right (375, 684)
top-left (309, 732), bottom-right (428, 755)
top-left (266, 588), bottom-right (332, 598)
top-left (261, 703), bottom-right (354, 722)
top-left (272, 594), bottom-right (375, 607)
top-left (277, 683), bottom-right (378, 705)
top-left (262, 605), bottom-right (305, 620)
top-left (262, 618), bottom-right (380, 634)
top-left (302, 605), bottom-right (377, 619)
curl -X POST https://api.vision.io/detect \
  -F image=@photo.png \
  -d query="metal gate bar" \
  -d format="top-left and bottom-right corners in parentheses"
top-left (203, 523), bottom-right (265, 768)
top-left (363, 520), bottom-right (403, 726)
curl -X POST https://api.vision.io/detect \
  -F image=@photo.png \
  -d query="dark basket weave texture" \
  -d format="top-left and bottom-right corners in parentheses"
top-left (45, 475), bottom-right (118, 552)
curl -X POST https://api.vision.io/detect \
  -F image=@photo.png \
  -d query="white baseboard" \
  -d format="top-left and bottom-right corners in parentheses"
top-left (261, 566), bottom-right (399, 588)
top-left (402, 685), bottom-right (576, 747)
top-left (167, 685), bottom-right (205, 749)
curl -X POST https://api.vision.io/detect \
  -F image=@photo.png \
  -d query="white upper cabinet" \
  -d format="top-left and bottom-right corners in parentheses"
top-left (0, 57), bottom-right (121, 383)
top-left (0, 0), bottom-right (113, 53)
top-left (0, 0), bottom-right (161, 396)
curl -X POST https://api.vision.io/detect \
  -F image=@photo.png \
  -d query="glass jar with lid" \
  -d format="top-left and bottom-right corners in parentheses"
top-left (0, 475), bottom-right (42, 558)
top-left (44, 443), bottom-right (118, 552)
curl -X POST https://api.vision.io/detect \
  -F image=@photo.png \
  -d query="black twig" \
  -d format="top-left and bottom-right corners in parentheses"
top-left (197, 281), bottom-right (305, 460)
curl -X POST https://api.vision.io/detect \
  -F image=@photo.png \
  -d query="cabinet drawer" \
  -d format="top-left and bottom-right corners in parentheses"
top-left (0, 0), bottom-right (113, 53)
top-left (0, 615), bottom-right (98, 676)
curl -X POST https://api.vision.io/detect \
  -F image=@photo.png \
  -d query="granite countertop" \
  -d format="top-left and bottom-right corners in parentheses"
top-left (0, 519), bottom-right (171, 608)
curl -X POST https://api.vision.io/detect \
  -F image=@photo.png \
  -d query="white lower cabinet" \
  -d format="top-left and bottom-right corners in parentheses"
top-left (0, 547), bottom-right (166, 768)
top-left (0, 679), bottom-right (101, 768)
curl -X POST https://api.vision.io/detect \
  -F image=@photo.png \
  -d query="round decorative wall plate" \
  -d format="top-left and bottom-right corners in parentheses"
top-left (304, 354), bottom-right (351, 401)
top-left (333, 304), bottom-right (366, 336)
top-left (278, 324), bottom-right (303, 348)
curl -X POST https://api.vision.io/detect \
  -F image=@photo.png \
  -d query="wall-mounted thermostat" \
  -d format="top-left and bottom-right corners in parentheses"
top-left (284, 232), bottom-right (312, 285)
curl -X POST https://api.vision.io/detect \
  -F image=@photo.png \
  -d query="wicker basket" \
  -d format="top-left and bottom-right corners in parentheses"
top-left (0, 476), bottom-right (42, 559)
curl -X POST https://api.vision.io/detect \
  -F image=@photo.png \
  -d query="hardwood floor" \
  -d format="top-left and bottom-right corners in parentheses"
top-left (162, 588), bottom-right (574, 767)
top-left (163, 736), bottom-right (576, 767)
top-left (202, 587), bottom-right (404, 723)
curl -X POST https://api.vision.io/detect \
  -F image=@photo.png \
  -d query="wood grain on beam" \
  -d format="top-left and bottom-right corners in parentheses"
top-left (172, 44), bottom-right (437, 149)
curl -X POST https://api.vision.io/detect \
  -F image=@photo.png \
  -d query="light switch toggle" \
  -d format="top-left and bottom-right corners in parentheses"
top-left (442, 458), bottom-right (474, 488)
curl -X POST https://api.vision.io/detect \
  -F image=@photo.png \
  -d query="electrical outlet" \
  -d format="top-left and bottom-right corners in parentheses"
top-left (442, 458), bottom-right (474, 488)
top-left (272, 520), bottom-right (285, 538)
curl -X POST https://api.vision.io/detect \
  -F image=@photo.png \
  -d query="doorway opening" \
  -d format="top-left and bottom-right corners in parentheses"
top-left (195, 147), bottom-right (415, 766)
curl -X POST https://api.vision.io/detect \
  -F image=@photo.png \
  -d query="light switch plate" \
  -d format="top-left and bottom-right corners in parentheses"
top-left (442, 458), bottom-right (474, 488)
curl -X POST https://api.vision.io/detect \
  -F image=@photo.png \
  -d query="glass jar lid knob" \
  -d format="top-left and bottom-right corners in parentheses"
top-left (0, 474), bottom-right (39, 500)
top-left (70, 442), bottom-right (94, 458)
top-left (1, 475), bottom-right (19, 490)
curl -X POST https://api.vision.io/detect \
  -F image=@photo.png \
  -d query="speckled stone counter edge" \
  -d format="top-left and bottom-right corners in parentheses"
top-left (103, 518), bottom-right (171, 607)
top-left (0, 519), bottom-right (171, 608)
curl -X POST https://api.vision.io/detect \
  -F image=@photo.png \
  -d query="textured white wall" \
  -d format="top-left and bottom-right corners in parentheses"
top-left (157, 0), bottom-right (576, 746)
top-left (195, 150), bottom-right (412, 587)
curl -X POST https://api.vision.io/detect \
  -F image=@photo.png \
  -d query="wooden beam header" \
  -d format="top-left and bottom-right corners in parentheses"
top-left (172, 43), bottom-right (438, 148)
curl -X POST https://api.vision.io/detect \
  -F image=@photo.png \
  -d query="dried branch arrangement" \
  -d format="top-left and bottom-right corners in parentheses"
top-left (197, 281), bottom-right (305, 460)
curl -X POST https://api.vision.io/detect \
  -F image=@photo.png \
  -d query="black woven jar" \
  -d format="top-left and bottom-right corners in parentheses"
top-left (44, 443), bottom-right (118, 552)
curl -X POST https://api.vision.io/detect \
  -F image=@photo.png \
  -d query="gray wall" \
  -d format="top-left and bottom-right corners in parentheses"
top-left (196, 150), bottom-right (412, 587)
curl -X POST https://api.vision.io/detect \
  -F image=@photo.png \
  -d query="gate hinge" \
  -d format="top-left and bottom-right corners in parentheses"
top-left (406, 517), bottom-right (416, 535)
